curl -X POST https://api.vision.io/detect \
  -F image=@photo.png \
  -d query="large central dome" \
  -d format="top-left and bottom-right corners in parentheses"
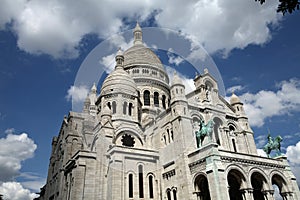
top-left (123, 44), bottom-right (163, 69)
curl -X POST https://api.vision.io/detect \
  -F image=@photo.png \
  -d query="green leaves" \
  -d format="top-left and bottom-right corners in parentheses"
top-left (255, 0), bottom-right (300, 14)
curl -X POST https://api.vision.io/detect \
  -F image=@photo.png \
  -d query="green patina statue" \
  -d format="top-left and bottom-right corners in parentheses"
top-left (195, 119), bottom-right (214, 148)
top-left (263, 132), bottom-right (282, 158)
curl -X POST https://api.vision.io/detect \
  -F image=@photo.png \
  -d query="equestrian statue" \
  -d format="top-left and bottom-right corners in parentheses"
top-left (195, 119), bottom-right (214, 148)
top-left (263, 131), bottom-right (282, 158)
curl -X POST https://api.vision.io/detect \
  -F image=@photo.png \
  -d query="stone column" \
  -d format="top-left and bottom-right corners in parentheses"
top-left (263, 190), bottom-right (275, 200)
top-left (244, 188), bottom-right (254, 200)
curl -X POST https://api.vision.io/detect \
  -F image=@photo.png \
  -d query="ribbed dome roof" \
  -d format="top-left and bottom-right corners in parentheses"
top-left (123, 44), bottom-right (163, 69)
top-left (101, 67), bottom-right (137, 96)
top-left (172, 71), bottom-right (183, 86)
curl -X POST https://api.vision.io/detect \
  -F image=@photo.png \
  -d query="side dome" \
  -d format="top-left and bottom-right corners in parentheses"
top-left (100, 49), bottom-right (137, 96)
top-left (230, 93), bottom-right (241, 105)
top-left (100, 67), bottom-right (137, 96)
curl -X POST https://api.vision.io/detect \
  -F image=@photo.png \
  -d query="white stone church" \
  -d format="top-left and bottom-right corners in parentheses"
top-left (37, 23), bottom-right (300, 200)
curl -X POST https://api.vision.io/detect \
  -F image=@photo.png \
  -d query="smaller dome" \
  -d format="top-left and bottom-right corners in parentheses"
top-left (172, 71), bottom-right (183, 86)
top-left (100, 66), bottom-right (137, 96)
top-left (230, 93), bottom-right (241, 105)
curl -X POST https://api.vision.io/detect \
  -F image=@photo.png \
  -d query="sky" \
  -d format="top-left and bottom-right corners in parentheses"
top-left (0, 0), bottom-right (299, 199)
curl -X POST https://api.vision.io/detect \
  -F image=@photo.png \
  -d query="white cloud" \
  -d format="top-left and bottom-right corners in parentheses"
top-left (66, 85), bottom-right (89, 103)
top-left (0, 0), bottom-right (281, 58)
top-left (4, 128), bottom-right (15, 134)
top-left (165, 66), bottom-right (195, 94)
top-left (0, 133), bottom-right (37, 181)
top-left (226, 85), bottom-right (245, 94)
top-left (240, 78), bottom-right (300, 127)
top-left (286, 141), bottom-right (300, 187)
top-left (167, 50), bottom-right (184, 66)
top-left (257, 149), bottom-right (267, 157)
top-left (100, 53), bottom-right (116, 74)
top-left (18, 172), bottom-right (45, 192)
top-left (255, 135), bottom-right (267, 149)
top-left (286, 141), bottom-right (300, 165)
top-left (0, 182), bottom-right (38, 200)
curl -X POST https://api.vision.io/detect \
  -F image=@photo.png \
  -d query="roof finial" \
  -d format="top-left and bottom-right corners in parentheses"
top-left (133, 21), bottom-right (143, 45)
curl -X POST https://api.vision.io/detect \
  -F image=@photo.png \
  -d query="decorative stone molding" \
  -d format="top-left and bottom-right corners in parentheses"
top-left (162, 169), bottom-right (176, 179)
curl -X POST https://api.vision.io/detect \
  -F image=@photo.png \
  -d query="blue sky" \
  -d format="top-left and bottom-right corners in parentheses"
top-left (0, 1), bottom-right (300, 199)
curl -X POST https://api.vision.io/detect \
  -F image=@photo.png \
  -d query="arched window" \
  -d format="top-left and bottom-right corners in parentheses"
top-left (213, 118), bottom-right (222, 145)
top-left (107, 102), bottom-right (111, 109)
top-left (167, 189), bottom-right (171, 200)
top-left (129, 174), bottom-right (133, 198)
top-left (123, 102), bottom-right (127, 115)
top-left (163, 135), bottom-right (167, 145)
top-left (154, 92), bottom-right (159, 107)
top-left (232, 139), bottom-right (237, 152)
top-left (173, 190), bottom-right (177, 200)
top-left (171, 131), bottom-right (174, 141)
top-left (194, 175), bottom-right (211, 200)
top-left (251, 172), bottom-right (267, 200)
top-left (144, 90), bottom-right (150, 106)
top-left (138, 165), bottom-right (144, 198)
top-left (149, 175), bottom-right (154, 198)
top-left (112, 101), bottom-right (116, 114)
top-left (128, 103), bottom-right (133, 116)
top-left (162, 95), bottom-right (166, 109)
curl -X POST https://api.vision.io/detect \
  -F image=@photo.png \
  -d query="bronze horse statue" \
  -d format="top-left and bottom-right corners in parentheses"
top-left (263, 133), bottom-right (282, 158)
top-left (196, 120), bottom-right (214, 148)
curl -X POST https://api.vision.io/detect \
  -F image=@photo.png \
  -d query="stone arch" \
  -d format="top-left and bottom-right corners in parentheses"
top-left (191, 114), bottom-right (204, 148)
top-left (113, 129), bottom-right (144, 147)
top-left (194, 173), bottom-right (211, 200)
top-left (203, 77), bottom-right (217, 90)
top-left (249, 169), bottom-right (270, 200)
top-left (213, 117), bottom-right (223, 145)
top-left (226, 166), bottom-right (248, 200)
top-left (270, 171), bottom-right (289, 199)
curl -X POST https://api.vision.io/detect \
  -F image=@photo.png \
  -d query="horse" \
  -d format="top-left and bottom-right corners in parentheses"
top-left (263, 135), bottom-right (282, 158)
top-left (196, 120), bottom-right (215, 148)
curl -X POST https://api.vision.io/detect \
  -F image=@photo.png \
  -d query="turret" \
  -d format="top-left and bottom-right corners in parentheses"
top-left (170, 71), bottom-right (188, 116)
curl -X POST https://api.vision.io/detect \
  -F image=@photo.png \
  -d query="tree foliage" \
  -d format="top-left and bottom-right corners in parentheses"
top-left (256, 0), bottom-right (300, 14)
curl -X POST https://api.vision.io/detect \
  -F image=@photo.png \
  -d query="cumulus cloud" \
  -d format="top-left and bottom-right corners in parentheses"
top-left (286, 141), bottom-right (300, 186)
top-left (286, 141), bottom-right (300, 165)
top-left (0, 131), bottom-right (39, 199)
top-left (0, 132), bottom-right (37, 181)
top-left (0, 0), bottom-right (281, 58)
top-left (240, 78), bottom-right (300, 127)
top-left (66, 85), bottom-right (89, 103)
top-left (0, 182), bottom-right (38, 200)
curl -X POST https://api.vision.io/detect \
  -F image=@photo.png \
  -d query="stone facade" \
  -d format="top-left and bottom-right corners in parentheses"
top-left (38, 23), bottom-right (300, 200)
